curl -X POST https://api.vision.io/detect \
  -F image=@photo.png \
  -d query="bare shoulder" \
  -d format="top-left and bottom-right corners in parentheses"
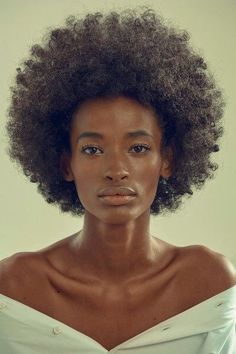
top-left (0, 251), bottom-right (49, 299)
top-left (193, 244), bottom-right (236, 284)
top-left (180, 244), bottom-right (236, 294)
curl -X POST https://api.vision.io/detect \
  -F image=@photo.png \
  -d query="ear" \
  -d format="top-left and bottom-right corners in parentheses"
top-left (60, 151), bottom-right (74, 182)
top-left (160, 145), bottom-right (174, 179)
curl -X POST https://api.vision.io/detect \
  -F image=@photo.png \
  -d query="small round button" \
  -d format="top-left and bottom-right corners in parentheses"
top-left (216, 301), bottom-right (224, 307)
top-left (0, 302), bottom-right (7, 310)
top-left (52, 326), bottom-right (62, 335)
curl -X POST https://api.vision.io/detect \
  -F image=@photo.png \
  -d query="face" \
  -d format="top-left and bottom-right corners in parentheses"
top-left (60, 96), bottom-right (172, 223)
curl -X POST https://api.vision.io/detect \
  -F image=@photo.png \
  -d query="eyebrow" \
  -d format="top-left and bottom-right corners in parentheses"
top-left (77, 130), bottom-right (154, 143)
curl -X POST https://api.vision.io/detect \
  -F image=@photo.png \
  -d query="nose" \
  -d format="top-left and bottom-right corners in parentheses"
top-left (105, 170), bottom-right (129, 181)
top-left (103, 150), bottom-right (129, 181)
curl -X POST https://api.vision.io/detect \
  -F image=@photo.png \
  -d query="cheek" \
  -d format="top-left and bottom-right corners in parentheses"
top-left (70, 160), bottom-right (95, 200)
top-left (141, 166), bottom-right (160, 193)
top-left (140, 155), bottom-right (161, 178)
top-left (133, 157), bottom-right (162, 196)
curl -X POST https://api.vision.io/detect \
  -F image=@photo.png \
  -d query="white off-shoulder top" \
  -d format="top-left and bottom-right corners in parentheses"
top-left (0, 285), bottom-right (236, 354)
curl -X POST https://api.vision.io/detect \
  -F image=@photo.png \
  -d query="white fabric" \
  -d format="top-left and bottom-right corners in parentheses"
top-left (0, 285), bottom-right (236, 354)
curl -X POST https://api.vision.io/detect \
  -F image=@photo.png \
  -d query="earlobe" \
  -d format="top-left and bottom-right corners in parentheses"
top-left (161, 162), bottom-right (172, 179)
top-left (160, 146), bottom-right (174, 179)
top-left (60, 152), bottom-right (74, 182)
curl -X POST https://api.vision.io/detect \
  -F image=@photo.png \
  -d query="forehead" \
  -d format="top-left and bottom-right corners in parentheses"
top-left (71, 96), bottom-right (162, 135)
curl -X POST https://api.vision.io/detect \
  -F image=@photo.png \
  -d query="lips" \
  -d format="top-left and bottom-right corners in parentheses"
top-left (98, 186), bottom-right (137, 197)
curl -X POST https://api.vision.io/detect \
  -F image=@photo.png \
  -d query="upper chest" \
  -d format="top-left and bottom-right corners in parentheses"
top-left (24, 248), bottom-right (203, 350)
top-left (39, 275), bottom-right (183, 350)
top-left (2, 245), bottom-right (222, 351)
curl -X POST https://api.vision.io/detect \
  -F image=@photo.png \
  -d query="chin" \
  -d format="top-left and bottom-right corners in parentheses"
top-left (86, 205), bottom-right (149, 224)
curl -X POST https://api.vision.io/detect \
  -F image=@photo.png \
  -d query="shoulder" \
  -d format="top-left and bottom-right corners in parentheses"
top-left (0, 252), bottom-right (49, 299)
top-left (179, 244), bottom-right (236, 295)
top-left (195, 245), bottom-right (235, 283)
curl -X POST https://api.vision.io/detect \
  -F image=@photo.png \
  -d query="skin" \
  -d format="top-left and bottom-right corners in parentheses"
top-left (60, 95), bottom-right (174, 285)
top-left (0, 95), bottom-right (235, 351)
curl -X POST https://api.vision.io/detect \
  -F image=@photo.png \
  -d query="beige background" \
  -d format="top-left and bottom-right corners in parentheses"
top-left (0, 0), bottom-right (235, 265)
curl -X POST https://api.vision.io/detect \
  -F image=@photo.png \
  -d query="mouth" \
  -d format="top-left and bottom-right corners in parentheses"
top-left (98, 194), bottom-right (137, 206)
top-left (97, 186), bottom-right (137, 197)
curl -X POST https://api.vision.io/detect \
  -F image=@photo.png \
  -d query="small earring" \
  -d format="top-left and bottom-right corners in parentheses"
top-left (161, 177), bottom-right (169, 194)
top-left (161, 177), bottom-right (168, 184)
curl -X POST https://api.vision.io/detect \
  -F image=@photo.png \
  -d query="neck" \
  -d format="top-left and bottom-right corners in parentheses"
top-left (70, 210), bottom-right (161, 284)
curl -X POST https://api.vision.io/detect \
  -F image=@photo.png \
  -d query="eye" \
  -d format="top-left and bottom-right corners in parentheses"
top-left (130, 144), bottom-right (151, 153)
top-left (81, 145), bottom-right (101, 155)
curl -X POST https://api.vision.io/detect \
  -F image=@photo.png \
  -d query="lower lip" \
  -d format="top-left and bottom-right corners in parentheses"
top-left (99, 195), bottom-right (136, 206)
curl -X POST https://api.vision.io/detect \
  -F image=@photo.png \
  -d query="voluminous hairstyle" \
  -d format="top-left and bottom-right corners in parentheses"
top-left (5, 6), bottom-right (225, 216)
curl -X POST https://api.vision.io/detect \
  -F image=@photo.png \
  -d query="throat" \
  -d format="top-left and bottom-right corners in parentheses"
top-left (69, 234), bottom-right (165, 283)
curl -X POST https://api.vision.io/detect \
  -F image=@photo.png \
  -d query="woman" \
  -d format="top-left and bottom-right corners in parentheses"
top-left (0, 7), bottom-right (235, 353)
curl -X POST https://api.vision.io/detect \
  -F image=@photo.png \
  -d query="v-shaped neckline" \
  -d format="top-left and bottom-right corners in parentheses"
top-left (1, 285), bottom-right (236, 352)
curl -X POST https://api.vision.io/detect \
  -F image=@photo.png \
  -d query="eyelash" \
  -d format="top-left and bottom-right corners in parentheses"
top-left (81, 143), bottom-right (151, 155)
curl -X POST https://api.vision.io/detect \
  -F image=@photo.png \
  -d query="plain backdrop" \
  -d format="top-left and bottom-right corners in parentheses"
top-left (0, 0), bottom-right (235, 265)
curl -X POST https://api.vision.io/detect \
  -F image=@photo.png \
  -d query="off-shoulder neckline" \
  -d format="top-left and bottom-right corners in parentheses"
top-left (0, 284), bottom-right (236, 352)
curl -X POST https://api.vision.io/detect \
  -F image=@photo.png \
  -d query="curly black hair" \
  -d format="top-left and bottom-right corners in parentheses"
top-left (5, 6), bottom-right (225, 217)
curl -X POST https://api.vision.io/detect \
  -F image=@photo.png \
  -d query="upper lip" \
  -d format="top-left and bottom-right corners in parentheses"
top-left (98, 186), bottom-right (137, 197)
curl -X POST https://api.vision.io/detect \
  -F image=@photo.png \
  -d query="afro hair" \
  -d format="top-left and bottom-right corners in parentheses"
top-left (5, 6), bottom-right (225, 217)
